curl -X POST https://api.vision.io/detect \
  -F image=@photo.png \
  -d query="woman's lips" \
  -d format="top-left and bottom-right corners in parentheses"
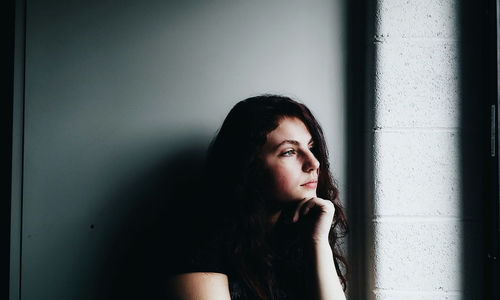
top-left (301, 181), bottom-right (318, 189)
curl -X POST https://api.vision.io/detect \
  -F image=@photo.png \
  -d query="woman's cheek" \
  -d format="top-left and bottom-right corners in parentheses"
top-left (276, 175), bottom-right (290, 193)
top-left (275, 170), bottom-right (298, 199)
top-left (265, 162), bottom-right (299, 201)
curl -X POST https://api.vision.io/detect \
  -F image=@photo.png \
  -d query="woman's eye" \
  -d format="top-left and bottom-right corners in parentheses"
top-left (281, 149), bottom-right (295, 156)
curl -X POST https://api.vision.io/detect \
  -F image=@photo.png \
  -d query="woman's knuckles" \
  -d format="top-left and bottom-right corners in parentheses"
top-left (292, 197), bottom-right (336, 224)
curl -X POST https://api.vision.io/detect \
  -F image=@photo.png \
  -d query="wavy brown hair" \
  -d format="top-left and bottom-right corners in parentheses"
top-left (204, 95), bottom-right (348, 299)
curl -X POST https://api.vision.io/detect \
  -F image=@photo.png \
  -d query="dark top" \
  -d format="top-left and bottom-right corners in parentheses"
top-left (165, 211), bottom-right (311, 299)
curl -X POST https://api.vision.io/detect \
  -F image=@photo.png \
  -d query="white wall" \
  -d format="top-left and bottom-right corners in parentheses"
top-left (11, 0), bottom-right (346, 299)
top-left (371, 0), bottom-right (473, 299)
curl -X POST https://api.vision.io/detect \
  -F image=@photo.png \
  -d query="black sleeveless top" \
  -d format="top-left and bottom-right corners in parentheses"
top-left (165, 212), bottom-right (311, 299)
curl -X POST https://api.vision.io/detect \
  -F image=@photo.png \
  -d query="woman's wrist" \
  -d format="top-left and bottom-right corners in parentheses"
top-left (310, 235), bottom-right (330, 248)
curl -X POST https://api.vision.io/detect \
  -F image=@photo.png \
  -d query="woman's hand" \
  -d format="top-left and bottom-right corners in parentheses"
top-left (292, 198), bottom-right (346, 300)
top-left (292, 197), bottom-right (335, 244)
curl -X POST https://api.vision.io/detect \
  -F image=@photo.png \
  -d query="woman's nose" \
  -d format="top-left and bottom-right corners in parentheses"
top-left (303, 150), bottom-right (320, 172)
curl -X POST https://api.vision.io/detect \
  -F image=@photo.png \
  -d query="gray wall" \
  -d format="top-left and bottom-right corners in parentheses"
top-left (11, 0), bottom-right (346, 299)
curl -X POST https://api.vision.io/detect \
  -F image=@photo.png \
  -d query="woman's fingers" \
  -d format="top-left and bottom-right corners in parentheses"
top-left (300, 199), bottom-right (316, 218)
top-left (291, 197), bottom-right (337, 242)
top-left (292, 198), bottom-right (310, 223)
top-left (292, 197), bottom-right (335, 223)
top-left (292, 197), bottom-right (323, 223)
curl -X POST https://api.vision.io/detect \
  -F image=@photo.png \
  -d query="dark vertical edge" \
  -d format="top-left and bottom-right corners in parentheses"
top-left (345, 0), bottom-right (376, 299)
top-left (489, 0), bottom-right (500, 298)
top-left (10, 0), bottom-right (26, 299)
top-left (490, 0), bottom-right (500, 297)
top-left (3, 0), bottom-right (16, 299)
top-left (459, 0), bottom-right (499, 298)
top-left (497, 0), bottom-right (500, 298)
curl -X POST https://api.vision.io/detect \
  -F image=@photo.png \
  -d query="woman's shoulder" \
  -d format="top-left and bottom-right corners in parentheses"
top-left (164, 227), bottom-right (246, 299)
top-left (167, 272), bottom-right (231, 300)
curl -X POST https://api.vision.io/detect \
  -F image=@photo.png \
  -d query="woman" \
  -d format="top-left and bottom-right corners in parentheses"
top-left (166, 95), bottom-right (348, 299)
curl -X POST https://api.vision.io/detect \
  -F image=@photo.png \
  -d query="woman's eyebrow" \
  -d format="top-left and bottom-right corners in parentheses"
top-left (274, 138), bottom-right (313, 150)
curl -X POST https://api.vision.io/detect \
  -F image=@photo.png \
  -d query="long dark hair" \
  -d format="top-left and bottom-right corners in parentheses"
top-left (204, 94), bottom-right (348, 299)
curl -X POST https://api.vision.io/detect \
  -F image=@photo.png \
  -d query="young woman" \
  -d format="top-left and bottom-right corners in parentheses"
top-left (166, 95), bottom-right (348, 300)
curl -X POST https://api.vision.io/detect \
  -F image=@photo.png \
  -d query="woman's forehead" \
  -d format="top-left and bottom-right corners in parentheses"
top-left (265, 117), bottom-right (312, 146)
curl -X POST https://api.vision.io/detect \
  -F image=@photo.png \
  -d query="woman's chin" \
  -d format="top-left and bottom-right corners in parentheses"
top-left (301, 191), bottom-right (317, 199)
top-left (290, 192), bottom-right (317, 202)
top-left (273, 191), bottom-right (317, 205)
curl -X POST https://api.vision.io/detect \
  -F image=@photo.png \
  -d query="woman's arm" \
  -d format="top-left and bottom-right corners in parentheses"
top-left (166, 272), bottom-right (231, 300)
top-left (293, 198), bottom-right (347, 300)
top-left (310, 239), bottom-right (347, 300)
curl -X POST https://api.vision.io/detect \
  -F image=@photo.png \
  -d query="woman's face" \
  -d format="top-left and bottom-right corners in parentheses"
top-left (259, 116), bottom-right (320, 203)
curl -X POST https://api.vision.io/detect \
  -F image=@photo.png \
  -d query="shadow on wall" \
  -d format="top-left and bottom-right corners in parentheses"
top-left (96, 141), bottom-right (210, 299)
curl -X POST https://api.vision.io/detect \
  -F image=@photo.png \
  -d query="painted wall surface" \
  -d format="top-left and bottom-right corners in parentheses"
top-left (17, 0), bottom-right (346, 299)
top-left (371, 0), bottom-right (483, 299)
